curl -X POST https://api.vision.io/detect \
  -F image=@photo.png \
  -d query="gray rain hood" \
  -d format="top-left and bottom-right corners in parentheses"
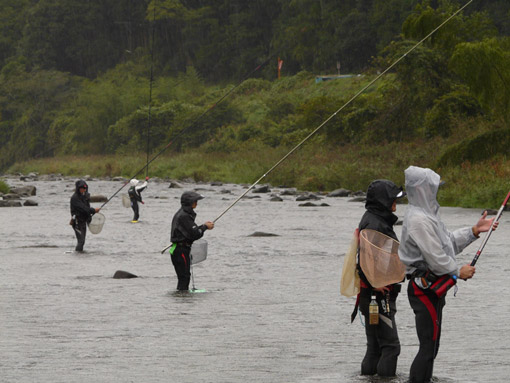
top-left (405, 166), bottom-right (440, 217)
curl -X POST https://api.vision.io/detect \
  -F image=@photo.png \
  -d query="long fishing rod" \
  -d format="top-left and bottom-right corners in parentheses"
top-left (470, 190), bottom-right (510, 266)
top-left (99, 53), bottom-right (275, 211)
top-left (160, 0), bottom-right (475, 254)
top-left (146, 2), bottom-right (157, 179)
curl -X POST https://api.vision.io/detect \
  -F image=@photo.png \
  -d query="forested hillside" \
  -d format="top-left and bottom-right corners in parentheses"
top-left (1, 0), bottom-right (509, 206)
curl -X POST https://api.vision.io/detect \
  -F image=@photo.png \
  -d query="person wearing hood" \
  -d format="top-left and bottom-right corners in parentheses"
top-left (354, 179), bottom-right (406, 377)
top-left (128, 177), bottom-right (149, 222)
top-left (169, 191), bottom-right (214, 291)
top-left (398, 166), bottom-right (497, 383)
top-left (70, 180), bottom-right (99, 252)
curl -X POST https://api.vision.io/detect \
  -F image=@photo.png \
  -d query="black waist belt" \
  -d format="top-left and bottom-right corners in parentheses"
top-left (175, 242), bottom-right (192, 248)
top-left (407, 270), bottom-right (439, 283)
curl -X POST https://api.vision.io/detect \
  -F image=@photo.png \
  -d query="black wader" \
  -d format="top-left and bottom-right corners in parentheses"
top-left (408, 280), bottom-right (446, 383)
top-left (170, 244), bottom-right (191, 290)
top-left (359, 286), bottom-right (401, 376)
top-left (73, 219), bottom-right (87, 252)
top-left (131, 199), bottom-right (139, 221)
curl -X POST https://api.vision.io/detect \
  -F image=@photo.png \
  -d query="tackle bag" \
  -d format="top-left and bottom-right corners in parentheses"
top-left (359, 229), bottom-right (405, 288)
top-left (340, 229), bottom-right (361, 297)
top-left (429, 274), bottom-right (457, 298)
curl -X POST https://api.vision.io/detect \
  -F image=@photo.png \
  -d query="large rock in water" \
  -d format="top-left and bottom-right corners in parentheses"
top-left (252, 185), bottom-right (271, 193)
top-left (0, 200), bottom-right (22, 207)
top-left (327, 188), bottom-right (351, 197)
top-left (90, 195), bottom-right (107, 203)
top-left (247, 231), bottom-right (279, 237)
top-left (296, 193), bottom-right (321, 201)
top-left (113, 270), bottom-right (138, 279)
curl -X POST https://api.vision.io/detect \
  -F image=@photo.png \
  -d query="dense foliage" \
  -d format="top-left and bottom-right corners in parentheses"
top-left (0, 0), bottom-right (509, 200)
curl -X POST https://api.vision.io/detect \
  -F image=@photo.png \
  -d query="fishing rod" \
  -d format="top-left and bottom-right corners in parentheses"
top-left (146, 2), bottom-right (157, 179)
top-left (470, 190), bottom-right (510, 266)
top-left (160, 0), bottom-right (475, 254)
top-left (99, 53), bottom-right (275, 211)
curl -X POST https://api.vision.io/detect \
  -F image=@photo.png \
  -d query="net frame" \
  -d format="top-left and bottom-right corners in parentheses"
top-left (88, 212), bottom-right (105, 234)
top-left (359, 229), bottom-right (405, 288)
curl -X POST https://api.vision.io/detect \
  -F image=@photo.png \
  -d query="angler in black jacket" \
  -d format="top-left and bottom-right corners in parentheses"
top-left (170, 191), bottom-right (214, 290)
top-left (70, 180), bottom-right (99, 252)
top-left (356, 179), bottom-right (405, 377)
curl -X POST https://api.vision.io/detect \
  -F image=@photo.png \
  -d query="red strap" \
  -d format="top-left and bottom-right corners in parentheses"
top-left (412, 281), bottom-right (439, 340)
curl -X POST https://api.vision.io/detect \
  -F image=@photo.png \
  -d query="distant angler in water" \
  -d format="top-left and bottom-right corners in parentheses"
top-left (69, 180), bottom-right (99, 252)
top-left (128, 177), bottom-right (149, 223)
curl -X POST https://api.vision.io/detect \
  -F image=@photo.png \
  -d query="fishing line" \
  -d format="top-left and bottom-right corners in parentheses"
top-left (99, 53), bottom-right (275, 210)
top-left (210, 0), bottom-right (475, 224)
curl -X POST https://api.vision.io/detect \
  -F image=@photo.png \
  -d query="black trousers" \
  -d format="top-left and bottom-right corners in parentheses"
top-left (359, 290), bottom-right (401, 376)
top-left (170, 244), bottom-right (191, 290)
top-left (131, 199), bottom-right (139, 221)
top-left (73, 220), bottom-right (87, 251)
top-left (408, 280), bottom-right (446, 383)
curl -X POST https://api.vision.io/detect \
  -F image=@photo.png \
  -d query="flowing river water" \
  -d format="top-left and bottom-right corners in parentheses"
top-left (1, 176), bottom-right (509, 383)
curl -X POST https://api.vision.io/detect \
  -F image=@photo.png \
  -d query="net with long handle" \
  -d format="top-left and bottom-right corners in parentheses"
top-left (359, 229), bottom-right (405, 288)
top-left (190, 239), bottom-right (208, 265)
top-left (88, 212), bottom-right (105, 234)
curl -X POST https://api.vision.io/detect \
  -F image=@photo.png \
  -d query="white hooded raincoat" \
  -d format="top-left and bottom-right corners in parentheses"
top-left (398, 166), bottom-right (477, 278)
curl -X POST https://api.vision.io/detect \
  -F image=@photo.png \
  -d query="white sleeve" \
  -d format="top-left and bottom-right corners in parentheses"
top-left (446, 226), bottom-right (477, 254)
top-left (135, 181), bottom-right (148, 192)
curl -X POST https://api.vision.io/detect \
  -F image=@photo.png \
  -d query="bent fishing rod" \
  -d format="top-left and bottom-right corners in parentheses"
top-left (470, 190), bottom-right (510, 266)
top-left (160, 0), bottom-right (475, 254)
top-left (99, 53), bottom-right (275, 211)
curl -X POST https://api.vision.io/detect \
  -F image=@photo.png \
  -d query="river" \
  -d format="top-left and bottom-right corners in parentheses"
top-left (1, 176), bottom-right (509, 383)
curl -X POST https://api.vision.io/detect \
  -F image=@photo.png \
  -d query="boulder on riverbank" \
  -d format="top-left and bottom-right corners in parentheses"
top-left (10, 185), bottom-right (36, 196)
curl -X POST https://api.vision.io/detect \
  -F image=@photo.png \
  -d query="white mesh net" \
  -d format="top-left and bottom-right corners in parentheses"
top-left (190, 239), bottom-right (208, 264)
top-left (88, 212), bottom-right (105, 234)
top-left (340, 229), bottom-right (360, 297)
top-left (359, 229), bottom-right (405, 288)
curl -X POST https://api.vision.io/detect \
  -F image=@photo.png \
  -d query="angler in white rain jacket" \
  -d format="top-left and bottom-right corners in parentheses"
top-left (398, 166), bottom-right (496, 383)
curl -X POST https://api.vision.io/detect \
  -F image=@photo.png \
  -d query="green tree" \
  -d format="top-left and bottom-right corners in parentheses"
top-left (0, 58), bottom-right (77, 169)
top-left (0, 0), bottom-right (32, 68)
top-left (449, 37), bottom-right (510, 122)
top-left (20, 0), bottom-right (149, 78)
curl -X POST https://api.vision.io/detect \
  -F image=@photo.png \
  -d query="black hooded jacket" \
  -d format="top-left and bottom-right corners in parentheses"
top-left (70, 180), bottom-right (96, 223)
top-left (170, 191), bottom-right (207, 245)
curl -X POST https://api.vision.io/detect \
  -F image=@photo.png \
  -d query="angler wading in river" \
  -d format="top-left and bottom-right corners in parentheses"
top-left (353, 180), bottom-right (406, 377)
top-left (169, 191), bottom-right (214, 291)
top-left (398, 166), bottom-right (498, 383)
top-left (69, 180), bottom-right (100, 252)
top-left (128, 177), bottom-right (149, 223)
